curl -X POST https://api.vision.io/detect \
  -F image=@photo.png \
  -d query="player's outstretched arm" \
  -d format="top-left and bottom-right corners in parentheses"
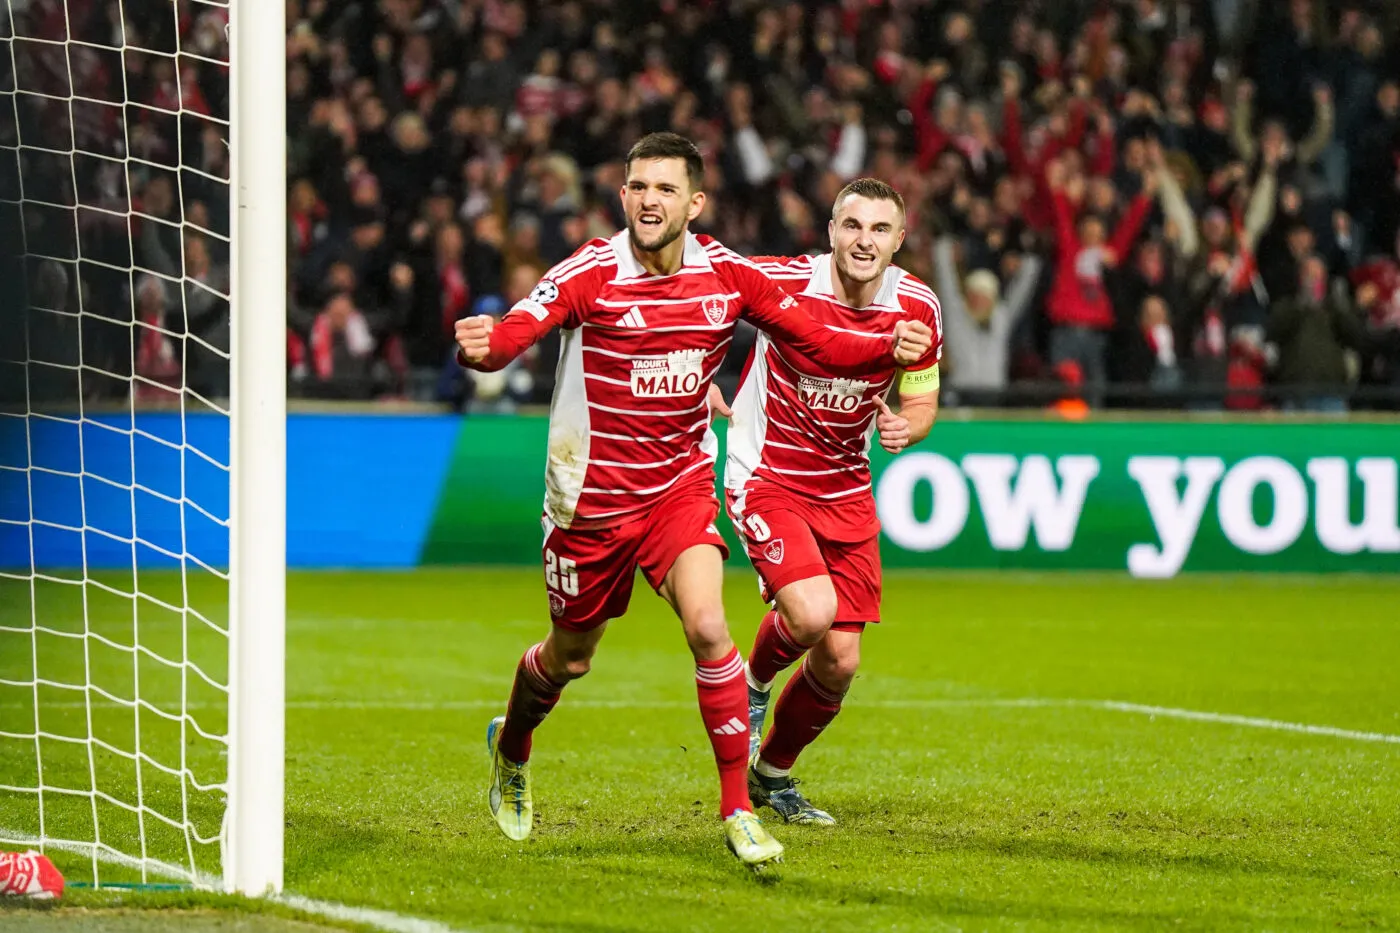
top-left (722, 249), bottom-right (928, 374)
top-left (457, 244), bottom-right (601, 371)
top-left (455, 308), bottom-right (548, 372)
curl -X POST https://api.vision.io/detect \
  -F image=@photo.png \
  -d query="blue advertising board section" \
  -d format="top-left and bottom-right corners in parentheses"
top-left (0, 413), bottom-right (459, 570)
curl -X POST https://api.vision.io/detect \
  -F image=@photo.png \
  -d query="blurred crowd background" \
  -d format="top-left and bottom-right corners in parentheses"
top-left (5, 0), bottom-right (1400, 413)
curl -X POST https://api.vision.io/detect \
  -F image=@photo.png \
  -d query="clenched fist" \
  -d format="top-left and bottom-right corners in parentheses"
top-left (891, 320), bottom-right (932, 366)
top-left (455, 315), bottom-right (495, 364)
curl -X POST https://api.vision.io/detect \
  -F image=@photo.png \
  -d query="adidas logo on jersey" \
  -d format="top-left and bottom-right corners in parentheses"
top-left (711, 716), bottom-right (746, 736)
top-left (798, 375), bottom-right (871, 413)
top-left (631, 349), bottom-right (706, 397)
top-left (617, 307), bottom-right (648, 328)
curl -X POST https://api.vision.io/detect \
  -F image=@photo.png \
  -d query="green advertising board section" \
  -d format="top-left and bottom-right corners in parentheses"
top-left (422, 415), bottom-right (1400, 575)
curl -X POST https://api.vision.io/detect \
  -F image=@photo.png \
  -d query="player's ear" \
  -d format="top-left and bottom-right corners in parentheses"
top-left (895, 225), bottom-right (907, 253)
top-left (687, 189), bottom-right (706, 222)
top-left (827, 218), bottom-right (836, 250)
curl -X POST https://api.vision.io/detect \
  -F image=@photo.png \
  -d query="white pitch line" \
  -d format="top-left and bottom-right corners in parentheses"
top-left (1085, 700), bottom-right (1400, 745)
top-left (0, 826), bottom-right (476, 933)
top-left (277, 894), bottom-right (472, 933)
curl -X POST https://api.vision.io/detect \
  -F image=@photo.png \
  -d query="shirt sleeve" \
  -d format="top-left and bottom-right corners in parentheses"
top-left (726, 256), bottom-right (892, 377)
top-left (895, 275), bottom-right (944, 373)
top-left (459, 245), bottom-right (598, 372)
top-left (748, 254), bottom-right (817, 285)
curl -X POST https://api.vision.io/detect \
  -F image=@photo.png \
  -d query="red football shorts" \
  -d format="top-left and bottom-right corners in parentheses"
top-left (726, 486), bottom-right (882, 625)
top-left (540, 479), bottom-right (729, 632)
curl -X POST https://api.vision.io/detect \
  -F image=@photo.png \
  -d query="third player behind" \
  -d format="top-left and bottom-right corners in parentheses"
top-left (713, 178), bottom-right (942, 825)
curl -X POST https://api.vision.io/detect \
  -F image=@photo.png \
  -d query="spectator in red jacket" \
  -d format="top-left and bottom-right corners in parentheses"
top-left (1044, 157), bottom-right (1157, 406)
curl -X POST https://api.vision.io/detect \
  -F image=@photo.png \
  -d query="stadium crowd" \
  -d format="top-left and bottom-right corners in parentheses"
top-left (8, 0), bottom-right (1400, 411)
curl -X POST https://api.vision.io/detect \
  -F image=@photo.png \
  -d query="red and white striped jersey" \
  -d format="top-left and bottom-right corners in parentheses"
top-left (466, 232), bottom-right (900, 529)
top-left (725, 252), bottom-right (942, 506)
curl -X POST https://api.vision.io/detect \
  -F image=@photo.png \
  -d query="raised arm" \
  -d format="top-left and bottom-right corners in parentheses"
top-left (1296, 85), bottom-right (1335, 166)
top-left (998, 253), bottom-right (1044, 332)
top-left (932, 236), bottom-right (963, 306)
top-left (1151, 144), bottom-right (1199, 259)
top-left (457, 244), bottom-right (598, 371)
top-left (1241, 166), bottom-right (1277, 252)
top-left (719, 249), bottom-right (929, 375)
top-left (1109, 184), bottom-right (1155, 259)
top-left (1230, 81), bottom-right (1258, 163)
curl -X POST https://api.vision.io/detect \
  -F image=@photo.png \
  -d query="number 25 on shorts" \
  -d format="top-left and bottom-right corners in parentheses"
top-left (545, 548), bottom-right (580, 597)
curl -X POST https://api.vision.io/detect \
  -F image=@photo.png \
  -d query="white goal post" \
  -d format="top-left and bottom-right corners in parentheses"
top-left (0, 0), bottom-right (285, 896)
top-left (227, 0), bottom-right (286, 897)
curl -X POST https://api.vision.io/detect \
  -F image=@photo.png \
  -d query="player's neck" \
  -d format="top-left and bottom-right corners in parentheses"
top-left (831, 264), bottom-right (882, 310)
top-left (631, 235), bottom-right (687, 277)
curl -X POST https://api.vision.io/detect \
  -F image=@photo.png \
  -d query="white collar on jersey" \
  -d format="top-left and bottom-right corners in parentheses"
top-left (609, 229), bottom-right (712, 281)
top-left (803, 253), bottom-right (904, 312)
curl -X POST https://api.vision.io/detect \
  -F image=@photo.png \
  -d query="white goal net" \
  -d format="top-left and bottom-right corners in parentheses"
top-left (0, 0), bottom-right (283, 894)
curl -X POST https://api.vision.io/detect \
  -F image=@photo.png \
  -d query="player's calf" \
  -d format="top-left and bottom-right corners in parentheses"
top-left (487, 626), bottom-right (603, 841)
top-left (752, 631), bottom-right (861, 825)
top-left (746, 578), bottom-right (838, 757)
top-left (497, 633), bottom-right (596, 764)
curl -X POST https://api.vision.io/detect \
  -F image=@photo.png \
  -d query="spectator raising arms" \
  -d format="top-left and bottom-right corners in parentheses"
top-left (33, 0), bottom-right (1400, 410)
top-left (1044, 156), bottom-right (1157, 405)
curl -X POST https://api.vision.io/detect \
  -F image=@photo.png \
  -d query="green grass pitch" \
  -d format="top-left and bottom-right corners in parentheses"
top-left (2, 568), bottom-right (1399, 931)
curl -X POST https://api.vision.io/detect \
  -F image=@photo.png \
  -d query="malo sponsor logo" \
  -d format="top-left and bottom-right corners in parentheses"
top-left (702, 296), bottom-right (728, 325)
top-left (631, 349), bottom-right (706, 398)
top-left (799, 375), bottom-right (870, 413)
top-left (763, 538), bottom-right (785, 564)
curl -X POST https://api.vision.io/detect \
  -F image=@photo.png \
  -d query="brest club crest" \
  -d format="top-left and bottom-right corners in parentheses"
top-left (702, 295), bottom-right (727, 325)
top-left (548, 592), bottom-right (566, 617)
top-left (763, 539), bottom-right (785, 565)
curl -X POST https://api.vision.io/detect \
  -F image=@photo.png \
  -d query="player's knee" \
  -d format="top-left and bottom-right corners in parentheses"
top-left (683, 607), bottom-right (731, 659)
top-left (810, 640), bottom-right (860, 692)
top-left (540, 638), bottom-right (597, 682)
top-left (780, 583), bottom-right (837, 645)
top-left (559, 654), bottom-right (593, 680)
top-left (827, 651), bottom-right (860, 686)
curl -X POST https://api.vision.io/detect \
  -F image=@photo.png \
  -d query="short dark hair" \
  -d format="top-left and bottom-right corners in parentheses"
top-left (625, 133), bottom-right (705, 192)
top-left (832, 177), bottom-right (906, 221)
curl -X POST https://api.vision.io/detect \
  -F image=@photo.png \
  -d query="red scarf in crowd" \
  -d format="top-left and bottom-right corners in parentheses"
top-left (310, 309), bottom-right (374, 380)
top-left (440, 263), bottom-right (469, 335)
top-left (136, 308), bottom-right (178, 380)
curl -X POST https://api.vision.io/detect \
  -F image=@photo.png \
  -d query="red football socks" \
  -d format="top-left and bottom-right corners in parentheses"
top-left (759, 658), bottom-right (845, 771)
top-left (497, 643), bottom-right (565, 763)
top-left (695, 646), bottom-right (752, 817)
top-left (747, 610), bottom-right (811, 686)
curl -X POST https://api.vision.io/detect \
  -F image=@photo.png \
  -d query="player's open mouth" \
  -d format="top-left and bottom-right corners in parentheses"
top-left (851, 251), bottom-right (876, 264)
top-left (639, 213), bottom-right (664, 227)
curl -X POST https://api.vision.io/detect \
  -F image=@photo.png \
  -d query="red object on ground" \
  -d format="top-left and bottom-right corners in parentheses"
top-left (0, 850), bottom-right (65, 900)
